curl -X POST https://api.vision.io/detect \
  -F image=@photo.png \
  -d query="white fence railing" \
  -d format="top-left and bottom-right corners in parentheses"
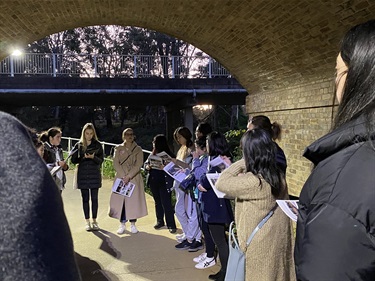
top-left (0, 53), bottom-right (231, 78)
top-left (62, 137), bottom-right (152, 175)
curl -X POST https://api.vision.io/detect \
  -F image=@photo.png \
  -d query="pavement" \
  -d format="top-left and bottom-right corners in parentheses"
top-left (62, 170), bottom-right (220, 281)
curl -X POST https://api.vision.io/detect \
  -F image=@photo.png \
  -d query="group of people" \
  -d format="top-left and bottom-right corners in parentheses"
top-left (1, 20), bottom-right (374, 281)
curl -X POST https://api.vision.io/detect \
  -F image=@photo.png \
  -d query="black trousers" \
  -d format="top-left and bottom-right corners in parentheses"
top-left (120, 204), bottom-right (137, 223)
top-left (208, 223), bottom-right (229, 273)
top-left (80, 188), bottom-right (99, 220)
top-left (148, 170), bottom-right (176, 228)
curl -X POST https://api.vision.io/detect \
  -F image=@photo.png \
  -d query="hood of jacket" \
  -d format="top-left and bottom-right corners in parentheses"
top-left (303, 116), bottom-right (375, 165)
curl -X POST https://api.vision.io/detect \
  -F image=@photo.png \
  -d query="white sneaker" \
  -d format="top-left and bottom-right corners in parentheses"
top-left (130, 224), bottom-right (139, 234)
top-left (85, 222), bottom-right (91, 231)
top-left (176, 233), bottom-right (186, 242)
top-left (195, 256), bottom-right (216, 269)
top-left (193, 252), bottom-right (207, 263)
top-left (117, 223), bottom-right (126, 234)
top-left (92, 222), bottom-right (99, 231)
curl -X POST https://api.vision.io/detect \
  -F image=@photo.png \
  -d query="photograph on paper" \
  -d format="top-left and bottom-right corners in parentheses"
top-left (209, 156), bottom-right (230, 171)
top-left (206, 173), bottom-right (228, 199)
top-left (163, 161), bottom-right (190, 183)
top-left (111, 178), bottom-right (135, 197)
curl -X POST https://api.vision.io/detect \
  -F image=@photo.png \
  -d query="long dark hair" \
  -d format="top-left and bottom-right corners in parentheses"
top-left (249, 115), bottom-right (282, 141)
top-left (196, 122), bottom-right (213, 137)
top-left (173, 126), bottom-right (193, 148)
top-left (334, 20), bottom-right (375, 135)
top-left (241, 129), bottom-right (283, 197)
top-left (207, 131), bottom-right (231, 157)
top-left (152, 134), bottom-right (175, 158)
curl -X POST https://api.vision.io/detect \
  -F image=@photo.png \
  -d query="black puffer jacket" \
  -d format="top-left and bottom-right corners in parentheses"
top-left (71, 140), bottom-right (104, 189)
top-left (295, 116), bottom-right (375, 281)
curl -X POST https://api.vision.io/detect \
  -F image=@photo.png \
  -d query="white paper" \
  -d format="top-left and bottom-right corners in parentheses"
top-left (148, 152), bottom-right (172, 170)
top-left (163, 161), bottom-right (190, 183)
top-left (111, 178), bottom-right (135, 197)
top-left (209, 156), bottom-right (229, 170)
top-left (148, 155), bottom-right (165, 170)
top-left (50, 165), bottom-right (62, 176)
top-left (276, 200), bottom-right (299, 222)
top-left (206, 173), bottom-right (227, 198)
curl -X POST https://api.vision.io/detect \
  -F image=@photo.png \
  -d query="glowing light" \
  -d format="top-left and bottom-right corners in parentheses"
top-left (194, 105), bottom-right (212, 110)
top-left (11, 49), bottom-right (22, 56)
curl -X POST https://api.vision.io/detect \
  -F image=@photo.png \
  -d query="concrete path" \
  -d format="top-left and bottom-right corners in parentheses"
top-left (62, 170), bottom-right (220, 281)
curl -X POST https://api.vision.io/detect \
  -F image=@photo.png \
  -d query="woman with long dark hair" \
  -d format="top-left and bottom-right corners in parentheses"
top-left (144, 134), bottom-right (177, 233)
top-left (196, 131), bottom-right (234, 280)
top-left (216, 129), bottom-right (295, 281)
top-left (294, 20), bottom-right (375, 280)
top-left (247, 115), bottom-right (287, 174)
top-left (40, 127), bottom-right (69, 193)
top-left (171, 127), bottom-right (194, 244)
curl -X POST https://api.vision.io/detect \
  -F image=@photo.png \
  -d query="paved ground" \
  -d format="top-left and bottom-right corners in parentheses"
top-left (62, 170), bottom-right (220, 281)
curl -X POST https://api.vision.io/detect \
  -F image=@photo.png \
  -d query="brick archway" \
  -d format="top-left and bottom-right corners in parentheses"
top-left (0, 1), bottom-right (374, 193)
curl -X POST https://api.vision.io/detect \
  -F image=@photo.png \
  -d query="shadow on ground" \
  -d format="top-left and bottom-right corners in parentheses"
top-left (75, 252), bottom-right (119, 281)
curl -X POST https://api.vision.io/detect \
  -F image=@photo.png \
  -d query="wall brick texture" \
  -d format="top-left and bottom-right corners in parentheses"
top-left (247, 78), bottom-right (337, 195)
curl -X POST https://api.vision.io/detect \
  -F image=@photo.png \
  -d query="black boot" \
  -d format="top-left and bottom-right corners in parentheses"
top-left (208, 270), bottom-right (225, 280)
top-left (153, 222), bottom-right (165, 229)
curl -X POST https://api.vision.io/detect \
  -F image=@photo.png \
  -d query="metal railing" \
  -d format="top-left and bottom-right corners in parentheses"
top-left (62, 137), bottom-right (152, 175)
top-left (0, 53), bottom-right (231, 78)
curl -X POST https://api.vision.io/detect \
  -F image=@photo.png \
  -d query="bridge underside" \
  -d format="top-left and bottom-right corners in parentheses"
top-left (0, 77), bottom-right (246, 107)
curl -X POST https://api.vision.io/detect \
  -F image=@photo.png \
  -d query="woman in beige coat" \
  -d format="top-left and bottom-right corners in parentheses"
top-left (216, 129), bottom-right (296, 281)
top-left (109, 128), bottom-right (148, 234)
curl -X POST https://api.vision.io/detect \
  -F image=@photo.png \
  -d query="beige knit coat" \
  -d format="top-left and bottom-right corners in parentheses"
top-left (109, 142), bottom-right (148, 220)
top-left (216, 159), bottom-right (296, 281)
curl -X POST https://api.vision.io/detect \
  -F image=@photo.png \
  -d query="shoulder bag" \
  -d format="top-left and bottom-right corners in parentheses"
top-left (225, 204), bottom-right (278, 281)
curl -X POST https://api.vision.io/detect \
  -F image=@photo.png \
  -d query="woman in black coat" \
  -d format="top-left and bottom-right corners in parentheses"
top-left (71, 123), bottom-right (104, 232)
top-left (144, 134), bottom-right (177, 233)
top-left (294, 20), bottom-right (375, 281)
top-left (197, 131), bottom-right (234, 281)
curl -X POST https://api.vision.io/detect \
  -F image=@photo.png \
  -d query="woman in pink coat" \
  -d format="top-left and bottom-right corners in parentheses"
top-left (109, 128), bottom-right (148, 234)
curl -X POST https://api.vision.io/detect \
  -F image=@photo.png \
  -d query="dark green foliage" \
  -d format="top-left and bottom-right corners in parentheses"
top-left (225, 129), bottom-right (246, 161)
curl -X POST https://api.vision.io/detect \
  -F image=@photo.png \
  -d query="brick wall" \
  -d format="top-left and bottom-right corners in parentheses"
top-left (246, 78), bottom-right (337, 196)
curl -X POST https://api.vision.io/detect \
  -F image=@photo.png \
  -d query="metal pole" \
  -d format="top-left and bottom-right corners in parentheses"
top-left (94, 54), bottom-right (97, 78)
top-left (10, 56), bottom-right (14, 77)
top-left (134, 55), bottom-right (137, 78)
top-left (52, 53), bottom-right (56, 77)
top-left (208, 57), bottom-right (212, 78)
top-left (172, 56), bottom-right (175, 78)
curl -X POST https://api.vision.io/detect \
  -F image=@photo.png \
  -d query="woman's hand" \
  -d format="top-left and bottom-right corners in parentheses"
top-left (122, 175), bottom-right (131, 184)
top-left (57, 160), bottom-right (68, 170)
top-left (197, 184), bottom-right (207, 192)
top-left (221, 155), bottom-right (232, 166)
top-left (84, 153), bottom-right (95, 159)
